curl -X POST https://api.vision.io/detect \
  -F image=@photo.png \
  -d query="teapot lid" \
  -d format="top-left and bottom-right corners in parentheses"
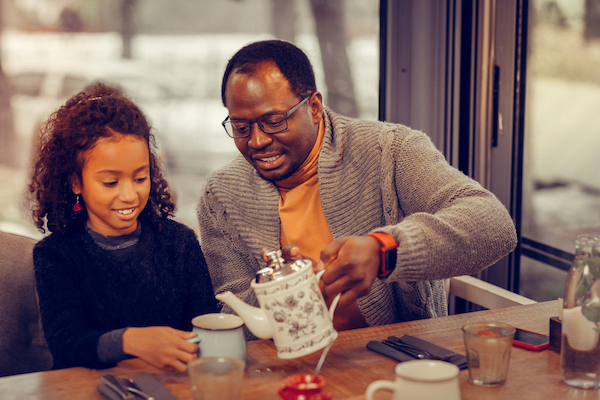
top-left (256, 249), bottom-right (309, 283)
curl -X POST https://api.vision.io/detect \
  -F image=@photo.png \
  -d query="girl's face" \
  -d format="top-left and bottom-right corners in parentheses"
top-left (72, 134), bottom-right (151, 236)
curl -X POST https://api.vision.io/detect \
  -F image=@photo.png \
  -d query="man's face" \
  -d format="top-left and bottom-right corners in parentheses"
top-left (224, 61), bottom-right (323, 182)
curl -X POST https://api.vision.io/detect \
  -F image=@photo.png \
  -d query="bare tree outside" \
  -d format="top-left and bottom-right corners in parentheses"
top-left (585, 0), bottom-right (600, 40)
top-left (121, 0), bottom-right (136, 59)
top-left (271, 0), bottom-right (359, 117)
top-left (272, 0), bottom-right (296, 42)
top-left (310, 0), bottom-right (358, 118)
top-left (0, 0), bottom-right (16, 167)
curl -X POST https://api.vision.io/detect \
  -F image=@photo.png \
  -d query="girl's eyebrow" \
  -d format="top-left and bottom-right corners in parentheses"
top-left (95, 165), bottom-right (150, 175)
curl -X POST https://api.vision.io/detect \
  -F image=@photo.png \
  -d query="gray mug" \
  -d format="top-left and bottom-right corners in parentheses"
top-left (187, 313), bottom-right (247, 362)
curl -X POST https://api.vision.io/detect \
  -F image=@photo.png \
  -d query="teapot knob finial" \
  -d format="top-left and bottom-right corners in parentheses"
top-left (265, 249), bottom-right (285, 269)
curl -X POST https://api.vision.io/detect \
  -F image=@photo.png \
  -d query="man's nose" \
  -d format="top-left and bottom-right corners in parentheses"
top-left (247, 122), bottom-right (273, 149)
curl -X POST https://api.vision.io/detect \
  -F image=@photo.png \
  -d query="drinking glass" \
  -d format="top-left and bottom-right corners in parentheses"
top-left (462, 321), bottom-right (515, 386)
top-left (188, 357), bottom-right (245, 400)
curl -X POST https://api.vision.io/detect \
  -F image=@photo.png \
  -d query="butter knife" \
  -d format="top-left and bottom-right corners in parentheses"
top-left (388, 336), bottom-right (457, 361)
top-left (381, 340), bottom-right (429, 359)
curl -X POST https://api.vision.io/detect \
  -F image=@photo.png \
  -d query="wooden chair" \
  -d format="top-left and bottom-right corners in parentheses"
top-left (446, 275), bottom-right (536, 310)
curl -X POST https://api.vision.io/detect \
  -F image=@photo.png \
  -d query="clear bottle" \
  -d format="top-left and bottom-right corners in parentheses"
top-left (561, 234), bottom-right (600, 389)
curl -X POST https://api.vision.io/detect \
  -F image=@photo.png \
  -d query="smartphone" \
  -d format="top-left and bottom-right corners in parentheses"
top-left (513, 327), bottom-right (549, 351)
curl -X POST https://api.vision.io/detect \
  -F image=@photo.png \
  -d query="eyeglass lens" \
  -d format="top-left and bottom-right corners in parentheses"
top-left (225, 115), bottom-right (288, 137)
top-left (223, 96), bottom-right (310, 138)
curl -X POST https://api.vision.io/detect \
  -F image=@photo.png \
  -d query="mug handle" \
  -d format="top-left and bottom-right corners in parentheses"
top-left (365, 380), bottom-right (396, 400)
top-left (315, 269), bottom-right (342, 319)
top-left (187, 335), bottom-right (201, 344)
top-left (187, 335), bottom-right (202, 357)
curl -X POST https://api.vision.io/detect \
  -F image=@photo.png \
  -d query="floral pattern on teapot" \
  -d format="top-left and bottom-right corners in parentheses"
top-left (264, 281), bottom-right (327, 340)
top-left (277, 328), bottom-right (337, 356)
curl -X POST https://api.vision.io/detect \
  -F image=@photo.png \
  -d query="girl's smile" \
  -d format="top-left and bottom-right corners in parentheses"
top-left (72, 133), bottom-right (151, 237)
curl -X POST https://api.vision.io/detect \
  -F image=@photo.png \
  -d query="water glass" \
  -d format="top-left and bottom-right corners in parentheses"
top-left (462, 321), bottom-right (515, 386)
top-left (188, 357), bottom-right (245, 400)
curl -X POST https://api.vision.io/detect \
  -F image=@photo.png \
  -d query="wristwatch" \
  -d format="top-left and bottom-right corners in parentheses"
top-left (368, 232), bottom-right (398, 278)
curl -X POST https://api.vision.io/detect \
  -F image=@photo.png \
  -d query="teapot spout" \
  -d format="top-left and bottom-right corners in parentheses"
top-left (215, 291), bottom-right (273, 339)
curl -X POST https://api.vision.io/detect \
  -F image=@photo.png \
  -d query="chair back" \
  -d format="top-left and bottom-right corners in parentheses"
top-left (0, 231), bottom-right (53, 376)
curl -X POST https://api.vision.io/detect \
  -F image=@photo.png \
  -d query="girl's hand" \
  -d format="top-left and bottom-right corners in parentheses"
top-left (122, 327), bottom-right (198, 372)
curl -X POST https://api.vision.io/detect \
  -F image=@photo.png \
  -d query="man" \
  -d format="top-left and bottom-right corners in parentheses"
top-left (198, 40), bottom-right (517, 338)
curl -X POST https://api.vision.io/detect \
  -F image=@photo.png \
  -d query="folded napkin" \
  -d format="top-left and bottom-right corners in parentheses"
top-left (367, 334), bottom-right (468, 370)
top-left (97, 373), bottom-right (177, 400)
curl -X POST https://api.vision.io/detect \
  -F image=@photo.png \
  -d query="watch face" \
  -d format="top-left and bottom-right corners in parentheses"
top-left (384, 248), bottom-right (397, 271)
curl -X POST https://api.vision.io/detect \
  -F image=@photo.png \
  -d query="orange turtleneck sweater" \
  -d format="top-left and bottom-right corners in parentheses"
top-left (276, 120), bottom-right (332, 261)
top-left (275, 120), bottom-right (367, 331)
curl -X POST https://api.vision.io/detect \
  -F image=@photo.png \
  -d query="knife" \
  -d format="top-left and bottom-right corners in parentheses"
top-left (388, 335), bottom-right (457, 361)
top-left (381, 339), bottom-right (430, 359)
top-left (100, 374), bottom-right (135, 400)
top-left (366, 340), bottom-right (415, 363)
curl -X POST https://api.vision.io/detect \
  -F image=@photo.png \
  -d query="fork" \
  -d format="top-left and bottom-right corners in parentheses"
top-left (120, 378), bottom-right (156, 400)
top-left (100, 375), bottom-right (135, 400)
top-left (386, 336), bottom-right (456, 361)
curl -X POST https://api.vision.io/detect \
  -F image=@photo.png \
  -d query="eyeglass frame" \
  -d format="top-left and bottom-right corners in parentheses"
top-left (221, 96), bottom-right (311, 139)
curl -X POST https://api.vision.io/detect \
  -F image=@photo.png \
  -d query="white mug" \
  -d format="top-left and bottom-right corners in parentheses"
top-left (188, 313), bottom-right (247, 362)
top-left (366, 360), bottom-right (461, 400)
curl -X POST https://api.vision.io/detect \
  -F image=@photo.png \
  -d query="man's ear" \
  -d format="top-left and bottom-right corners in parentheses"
top-left (70, 174), bottom-right (81, 195)
top-left (309, 91), bottom-right (324, 124)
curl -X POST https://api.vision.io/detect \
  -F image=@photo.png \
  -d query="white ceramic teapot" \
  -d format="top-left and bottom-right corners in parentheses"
top-left (216, 249), bottom-right (340, 359)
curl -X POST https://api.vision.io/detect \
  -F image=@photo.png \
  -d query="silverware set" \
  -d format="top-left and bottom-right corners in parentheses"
top-left (100, 374), bottom-right (155, 400)
top-left (382, 336), bottom-right (456, 361)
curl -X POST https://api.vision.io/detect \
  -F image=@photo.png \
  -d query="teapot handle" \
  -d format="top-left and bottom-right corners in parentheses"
top-left (315, 269), bottom-right (341, 320)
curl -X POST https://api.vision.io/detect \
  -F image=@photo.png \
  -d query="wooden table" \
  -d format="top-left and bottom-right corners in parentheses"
top-left (0, 301), bottom-right (591, 399)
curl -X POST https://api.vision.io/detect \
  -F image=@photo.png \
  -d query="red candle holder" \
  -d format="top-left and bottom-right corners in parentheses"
top-left (277, 374), bottom-right (332, 400)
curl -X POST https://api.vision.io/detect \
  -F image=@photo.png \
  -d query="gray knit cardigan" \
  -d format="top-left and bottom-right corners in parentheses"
top-left (198, 108), bottom-right (517, 339)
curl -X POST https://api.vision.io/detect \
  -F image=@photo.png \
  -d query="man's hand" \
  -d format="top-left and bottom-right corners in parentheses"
top-left (318, 235), bottom-right (381, 308)
top-left (122, 327), bottom-right (198, 372)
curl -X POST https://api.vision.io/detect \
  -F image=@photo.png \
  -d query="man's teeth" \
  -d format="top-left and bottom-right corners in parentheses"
top-left (117, 208), bottom-right (134, 215)
top-left (260, 155), bottom-right (279, 162)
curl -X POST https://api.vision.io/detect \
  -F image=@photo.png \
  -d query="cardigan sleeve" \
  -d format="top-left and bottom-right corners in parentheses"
top-left (198, 185), bottom-right (265, 340)
top-left (33, 238), bottom-right (116, 370)
top-left (374, 128), bottom-right (517, 282)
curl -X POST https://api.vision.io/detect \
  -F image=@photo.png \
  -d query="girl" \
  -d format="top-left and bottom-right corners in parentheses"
top-left (27, 82), bottom-right (217, 372)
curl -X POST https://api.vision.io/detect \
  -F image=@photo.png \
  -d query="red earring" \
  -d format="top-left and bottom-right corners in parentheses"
top-left (73, 195), bottom-right (83, 212)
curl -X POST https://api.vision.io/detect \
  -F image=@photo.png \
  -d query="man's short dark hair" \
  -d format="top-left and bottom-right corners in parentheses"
top-left (221, 40), bottom-right (317, 107)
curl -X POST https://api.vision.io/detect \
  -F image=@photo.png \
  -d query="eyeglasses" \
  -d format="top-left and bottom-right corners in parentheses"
top-left (222, 96), bottom-right (310, 139)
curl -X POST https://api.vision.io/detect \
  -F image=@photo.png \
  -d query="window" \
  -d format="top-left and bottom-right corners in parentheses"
top-left (520, 0), bottom-right (600, 301)
top-left (0, 0), bottom-right (379, 238)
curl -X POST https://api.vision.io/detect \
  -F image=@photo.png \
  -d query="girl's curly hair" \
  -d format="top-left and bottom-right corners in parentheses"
top-left (27, 82), bottom-right (175, 234)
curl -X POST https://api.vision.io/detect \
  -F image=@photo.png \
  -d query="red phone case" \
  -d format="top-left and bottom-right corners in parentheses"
top-left (513, 327), bottom-right (549, 351)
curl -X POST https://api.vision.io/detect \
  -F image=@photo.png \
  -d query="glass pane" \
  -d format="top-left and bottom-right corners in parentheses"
top-left (520, 257), bottom-right (568, 301)
top-left (0, 0), bottom-right (379, 238)
top-left (521, 0), bottom-right (600, 300)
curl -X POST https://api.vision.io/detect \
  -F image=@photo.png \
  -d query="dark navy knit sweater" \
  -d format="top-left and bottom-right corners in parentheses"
top-left (33, 217), bottom-right (218, 370)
